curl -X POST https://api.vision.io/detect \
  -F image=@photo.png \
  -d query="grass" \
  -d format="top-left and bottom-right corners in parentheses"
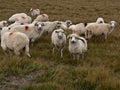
top-left (0, 0), bottom-right (120, 90)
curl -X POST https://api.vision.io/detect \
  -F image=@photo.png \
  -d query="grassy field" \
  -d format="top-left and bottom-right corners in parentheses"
top-left (0, 0), bottom-right (120, 90)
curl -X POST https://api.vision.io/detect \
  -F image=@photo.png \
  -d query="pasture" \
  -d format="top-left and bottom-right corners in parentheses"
top-left (0, 0), bottom-right (120, 90)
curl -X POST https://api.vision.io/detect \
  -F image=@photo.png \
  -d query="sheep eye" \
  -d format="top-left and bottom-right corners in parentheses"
top-left (55, 31), bottom-right (58, 33)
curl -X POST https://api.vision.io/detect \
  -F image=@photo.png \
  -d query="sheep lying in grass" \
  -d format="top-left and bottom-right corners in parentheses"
top-left (9, 22), bottom-right (44, 44)
top-left (1, 31), bottom-right (31, 57)
top-left (85, 21), bottom-right (116, 40)
top-left (51, 29), bottom-right (66, 57)
top-left (34, 14), bottom-right (49, 22)
top-left (30, 8), bottom-right (40, 17)
top-left (67, 34), bottom-right (87, 60)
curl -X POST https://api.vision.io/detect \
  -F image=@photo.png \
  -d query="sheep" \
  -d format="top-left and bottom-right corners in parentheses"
top-left (67, 34), bottom-right (87, 60)
top-left (34, 14), bottom-right (49, 22)
top-left (0, 20), bottom-right (8, 29)
top-left (51, 29), bottom-right (66, 57)
top-left (96, 17), bottom-right (104, 24)
top-left (85, 21), bottom-right (116, 40)
top-left (69, 17), bottom-right (105, 36)
top-left (15, 15), bottom-right (32, 24)
top-left (61, 20), bottom-right (72, 30)
top-left (1, 31), bottom-right (31, 57)
top-left (42, 21), bottom-right (62, 33)
top-left (8, 13), bottom-right (28, 22)
top-left (9, 22), bottom-right (44, 44)
top-left (30, 8), bottom-right (40, 17)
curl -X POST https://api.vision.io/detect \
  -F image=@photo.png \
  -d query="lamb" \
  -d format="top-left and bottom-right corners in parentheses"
top-left (85, 21), bottom-right (116, 40)
top-left (9, 22), bottom-right (44, 44)
top-left (67, 34), bottom-right (87, 60)
top-left (1, 31), bottom-right (31, 57)
top-left (34, 14), bottom-right (49, 22)
top-left (51, 29), bottom-right (66, 57)
top-left (30, 8), bottom-right (40, 17)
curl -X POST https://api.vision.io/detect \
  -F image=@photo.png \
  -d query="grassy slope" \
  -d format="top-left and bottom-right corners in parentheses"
top-left (0, 0), bottom-right (120, 90)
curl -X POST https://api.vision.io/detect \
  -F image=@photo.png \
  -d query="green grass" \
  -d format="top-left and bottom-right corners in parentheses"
top-left (0, 0), bottom-right (120, 90)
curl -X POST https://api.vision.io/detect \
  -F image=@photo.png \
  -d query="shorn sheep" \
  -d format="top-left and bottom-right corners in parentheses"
top-left (34, 14), bottom-right (49, 22)
top-left (30, 8), bottom-right (40, 17)
top-left (1, 31), bottom-right (31, 57)
top-left (85, 21), bottom-right (116, 40)
top-left (9, 22), bottom-right (44, 44)
top-left (67, 34), bottom-right (87, 60)
top-left (51, 29), bottom-right (66, 57)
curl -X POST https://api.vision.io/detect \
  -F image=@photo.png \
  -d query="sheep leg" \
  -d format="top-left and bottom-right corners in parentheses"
top-left (77, 54), bottom-right (80, 60)
top-left (73, 55), bottom-right (75, 60)
top-left (60, 49), bottom-right (63, 58)
top-left (25, 44), bottom-right (31, 58)
top-left (14, 49), bottom-right (20, 56)
top-left (81, 53), bottom-right (84, 59)
top-left (104, 34), bottom-right (108, 41)
top-left (53, 48), bottom-right (55, 54)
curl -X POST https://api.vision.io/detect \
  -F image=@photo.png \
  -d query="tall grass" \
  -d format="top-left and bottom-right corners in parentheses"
top-left (0, 0), bottom-right (120, 90)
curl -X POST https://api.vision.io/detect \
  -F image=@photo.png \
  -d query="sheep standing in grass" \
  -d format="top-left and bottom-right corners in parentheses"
top-left (1, 31), bottom-right (31, 57)
top-left (42, 21), bottom-right (62, 33)
top-left (69, 17), bottom-right (104, 36)
top-left (85, 21), bottom-right (116, 40)
top-left (30, 8), bottom-right (40, 17)
top-left (34, 14), bottom-right (49, 22)
top-left (9, 22), bottom-right (44, 44)
top-left (67, 34), bottom-right (87, 60)
top-left (51, 29), bottom-right (66, 57)
top-left (61, 20), bottom-right (72, 30)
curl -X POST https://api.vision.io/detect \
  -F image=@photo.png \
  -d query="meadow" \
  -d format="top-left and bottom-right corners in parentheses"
top-left (0, 0), bottom-right (120, 90)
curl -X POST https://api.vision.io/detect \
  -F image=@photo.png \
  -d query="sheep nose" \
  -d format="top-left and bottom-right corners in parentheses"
top-left (71, 41), bottom-right (75, 43)
top-left (58, 35), bottom-right (62, 39)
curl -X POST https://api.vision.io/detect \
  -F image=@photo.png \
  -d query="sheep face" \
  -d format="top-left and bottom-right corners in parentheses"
top-left (66, 20), bottom-right (72, 27)
top-left (109, 21), bottom-right (116, 28)
top-left (35, 22), bottom-right (44, 32)
top-left (68, 34), bottom-right (80, 44)
top-left (55, 30), bottom-right (64, 39)
top-left (55, 21), bottom-right (62, 29)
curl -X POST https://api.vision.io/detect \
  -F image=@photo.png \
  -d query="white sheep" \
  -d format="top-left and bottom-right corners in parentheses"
top-left (67, 34), bottom-right (87, 60)
top-left (1, 31), bottom-right (31, 57)
top-left (85, 21), bottom-right (116, 40)
top-left (8, 13), bottom-right (28, 22)
top-left (61, 20), bottom-right (72, 30)
top-left (15, 15), bottom-right (32, 24)
top-left (0, 20), bottom-right (8, 28)
top-left (96, 17), bottom-right (104, 24)
top-left (9, 22), bottom-right (44, 44)
top-left (30, 8), bottom-right (40, 17)
top-left (69, 17), bottom-right (105, 36)
top-left (34, 14), bottom-right (49, 22)
top-left (42, 21), bottom-right (62, 33)
top-left (51, 29), bottom-right (66, 57)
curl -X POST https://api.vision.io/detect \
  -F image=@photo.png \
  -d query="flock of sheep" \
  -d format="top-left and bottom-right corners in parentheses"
top-left (0, 8), bottom-right (116, 59)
